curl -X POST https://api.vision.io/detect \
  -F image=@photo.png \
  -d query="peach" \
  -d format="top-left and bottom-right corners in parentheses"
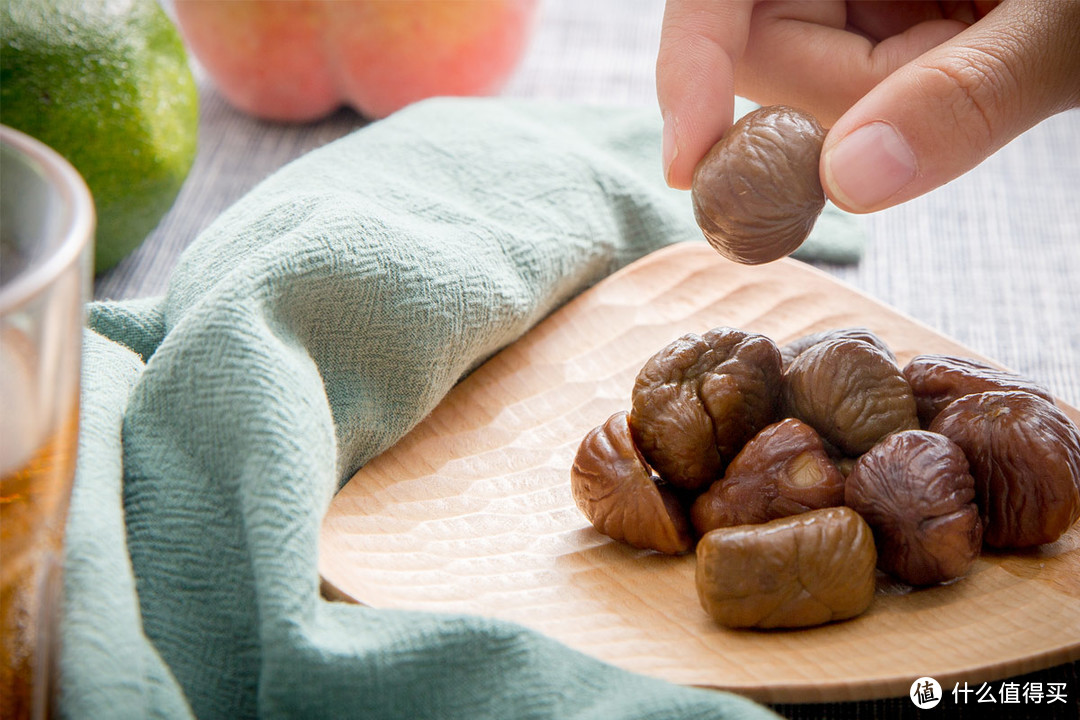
top-left (173, 0), bottom-right (538, 122)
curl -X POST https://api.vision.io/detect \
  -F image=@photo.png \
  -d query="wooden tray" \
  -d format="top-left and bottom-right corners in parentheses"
top-left (318, 242), bottom-right (1080, 704)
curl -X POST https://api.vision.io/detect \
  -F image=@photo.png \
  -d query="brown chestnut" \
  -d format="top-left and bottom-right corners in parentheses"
top-left (695, 506), bottom-right (877, 629)
top-left (570, 410), bottom-right (695, 557)
top-left (691, 105), bottom-right (826, 265)
top-left (780, 327), bottom-right (896, 371)
top-left (691, 418), bottom-right (845, 535)
top-left (629, 327), bottom-right (782, 492)
top-left (930, 391), bottom-right (1080, 549)
top-left (903, 354), bottom-right (1055, 427)
top-left (570, 411), bottom-right (694, 555)
top-left (845, 430), bottom-right (982, 586)
top-left (783, 337), bottom-right (919, 456)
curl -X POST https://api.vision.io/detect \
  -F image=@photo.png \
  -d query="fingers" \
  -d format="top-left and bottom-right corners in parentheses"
top-left (655, 0), bottom-right (967, 189)
top-left (656, 0), bottom-right (754, 189)
top-left (822, 0), bottom-right (1080, 213)
top-left (845, 1), bottom-right (1003, 40)
top-left (736, 2), bottom-right (969, 126)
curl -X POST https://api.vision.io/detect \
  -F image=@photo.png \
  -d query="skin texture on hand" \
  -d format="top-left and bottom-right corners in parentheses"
top-left (657, 0), bottom-right (1080, 212)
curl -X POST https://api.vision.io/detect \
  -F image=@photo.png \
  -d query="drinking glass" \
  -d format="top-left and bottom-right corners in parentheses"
top-left (1, 124), bottom-right (94, 720)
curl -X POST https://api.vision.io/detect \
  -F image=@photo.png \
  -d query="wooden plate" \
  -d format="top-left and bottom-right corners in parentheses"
top-left (318, 242), bottom-right (1080, 704)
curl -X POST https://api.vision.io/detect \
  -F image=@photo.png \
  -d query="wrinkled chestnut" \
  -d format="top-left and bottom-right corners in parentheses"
top-left (780, 327), bottom-right (896, 371)
top-left (903, 354), bottom-right (1055, 427)
top-left (783, 338), bottom-right (919, 456)
top-left (930, 391), bottom-right (1080, 549)
top-left (691, 418), bottom-right (845, 535)
top-left (629, 327), bottom-right (782, 492)
top-left (695, 506), bottom-right (877, 629)
top-left (691, 105), bottom-right (826, 265)
top-left (845, 431), bottom-right (982, 586)
top-left (570, 411), bottom-right (694, 555)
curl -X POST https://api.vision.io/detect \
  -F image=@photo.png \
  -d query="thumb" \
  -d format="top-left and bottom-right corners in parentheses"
top-left (821, 0), bottom-right (1080, 213)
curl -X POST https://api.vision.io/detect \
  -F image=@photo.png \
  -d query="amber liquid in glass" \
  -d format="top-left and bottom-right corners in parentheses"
top-left (1, 405), bottom-right (79, 720)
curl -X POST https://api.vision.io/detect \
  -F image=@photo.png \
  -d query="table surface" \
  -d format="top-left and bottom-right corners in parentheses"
top-left (97, 1), bottom-right (1079, 716)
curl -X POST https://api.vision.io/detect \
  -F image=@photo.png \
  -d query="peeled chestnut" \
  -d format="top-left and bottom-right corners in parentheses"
top-left (845, 430), bottom-right (982, 586)
top-left (930, 391), bottom-right (1080, 549)
top-left (691, 418), bottom-right (845, 535)
top-left (570, 411), bottom-right (694, 554)
top-left (780, 327), bottom-right (896, 371)
top-left (783, 338), bottom-right (919, 456)
top-left (629, 327), bottom-right (782, 492)
top-left (691, 105), bottom-right (826, 265)
top-left (903, 354), bottom-right (1055, 427)
top-left (695, 506), bottom-right (877, 629)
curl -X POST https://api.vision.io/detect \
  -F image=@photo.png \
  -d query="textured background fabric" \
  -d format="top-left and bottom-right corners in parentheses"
top-left (79, 1), bottom-right (1079, 719)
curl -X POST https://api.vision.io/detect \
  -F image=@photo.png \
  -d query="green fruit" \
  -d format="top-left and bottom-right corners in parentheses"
top-left (1, 0), bottom-right (198, 273)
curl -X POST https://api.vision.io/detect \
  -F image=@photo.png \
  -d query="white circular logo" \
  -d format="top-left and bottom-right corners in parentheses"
top-left (910, 676), bottom-right (942, 709)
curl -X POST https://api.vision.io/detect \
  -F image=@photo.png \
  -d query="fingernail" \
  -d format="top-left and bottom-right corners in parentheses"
top-left (823, 122), bottom-right (916, 211)
top-left (661, 111), bottom-right (678, 185)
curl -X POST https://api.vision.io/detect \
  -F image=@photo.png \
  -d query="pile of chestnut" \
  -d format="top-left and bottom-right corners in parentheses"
top-left (569, 327), bottom-right (1080, 630)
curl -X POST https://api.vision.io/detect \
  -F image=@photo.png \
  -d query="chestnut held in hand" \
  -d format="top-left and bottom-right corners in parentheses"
top-left (691, 105), bottom-right (826, 265)
top-left (570, 411), bottom-right (694, 555)
top-left (696, 506), bottom-right (877, 629)
top-left (930, 391), bottom-right (1080, 549)
top-left (845, 431), bottom-right (982, 586)
top-left (691, 418), bottom-right (845, 535)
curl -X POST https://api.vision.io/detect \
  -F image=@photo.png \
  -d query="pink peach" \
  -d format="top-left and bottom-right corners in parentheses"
top-left (174, 0), bottom-right (538, 122)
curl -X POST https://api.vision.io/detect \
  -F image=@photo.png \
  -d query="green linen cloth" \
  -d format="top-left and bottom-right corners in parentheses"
top-left (64, 97), bottom-right (862, 719)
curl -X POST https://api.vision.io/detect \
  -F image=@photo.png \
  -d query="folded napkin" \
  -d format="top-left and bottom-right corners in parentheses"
top-left (65, 98), bottom-right (861, 719)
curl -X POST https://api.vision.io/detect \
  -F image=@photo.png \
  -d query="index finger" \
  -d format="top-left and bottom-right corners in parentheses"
top-left (656, 0), bottom-right (755, 189)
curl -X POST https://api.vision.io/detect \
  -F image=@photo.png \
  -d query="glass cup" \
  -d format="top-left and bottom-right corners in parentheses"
top-left (1, 125), bottom-right (94, 719)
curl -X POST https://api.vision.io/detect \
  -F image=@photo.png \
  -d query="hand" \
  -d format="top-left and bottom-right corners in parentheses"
top-left (656, 0), bottom-right (1080, 212)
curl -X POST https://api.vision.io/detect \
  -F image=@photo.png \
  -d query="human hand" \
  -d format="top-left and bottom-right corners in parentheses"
top-left (656, 0), bottom-right (1080, 212)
